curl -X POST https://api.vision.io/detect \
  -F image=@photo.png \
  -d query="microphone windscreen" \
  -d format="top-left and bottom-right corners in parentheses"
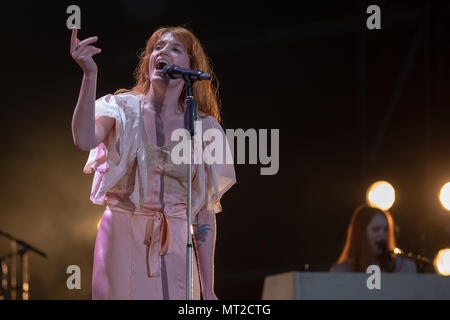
top-left (376, 241), bottom-right (387, 252)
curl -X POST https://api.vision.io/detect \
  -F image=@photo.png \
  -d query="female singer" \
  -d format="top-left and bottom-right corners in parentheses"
top-left (70, 25), bottom-right (236, 299)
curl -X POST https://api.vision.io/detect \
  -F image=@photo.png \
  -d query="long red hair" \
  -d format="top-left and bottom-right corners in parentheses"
top-left (337, 205), bottom-right (397, 272)
top-left (115, 25), bottom-right (222, 122)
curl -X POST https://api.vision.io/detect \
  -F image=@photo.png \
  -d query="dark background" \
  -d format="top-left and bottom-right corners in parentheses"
top-left (0, 0), bottom-right (449, 299)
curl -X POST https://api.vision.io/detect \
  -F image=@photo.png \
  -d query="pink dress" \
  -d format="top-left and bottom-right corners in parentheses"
top-left (83, 92), bottom-right (236, 299)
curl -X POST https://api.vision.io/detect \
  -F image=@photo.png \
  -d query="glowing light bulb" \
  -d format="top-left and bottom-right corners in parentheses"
top-left (366, 181), bottom-right (395, 210)
top-left (439, 183), bottom-right (450, 211)
top-left (434, 248), bottom-right (450, 276)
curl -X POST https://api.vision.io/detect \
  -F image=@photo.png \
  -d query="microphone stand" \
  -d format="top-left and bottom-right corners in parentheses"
top-left (0, 230), bottom-right (47, 300)
top-left (183, 77), bottom-right (197, 300)
top-left (393, 250), bottom-right (433, 273)
top-left (377, 242), bottom-right (433, 273)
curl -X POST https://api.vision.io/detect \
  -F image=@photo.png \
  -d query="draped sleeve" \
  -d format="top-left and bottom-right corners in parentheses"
top-left (192, 115), bottom-right (237, 219)
top-left (83, 94), bottom-right (122, 174)
top-left (82, 93), bottom-right (135, 205)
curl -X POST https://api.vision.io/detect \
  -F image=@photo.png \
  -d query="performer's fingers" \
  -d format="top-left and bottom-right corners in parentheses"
top-left (72, 36), bottom-right (99, 55)
top-left (74, 45), bottom-right (101, 59)
top-left (89, 46), bottom-right (102, 56)
top-left (70, 27), bottom-right (79, 54)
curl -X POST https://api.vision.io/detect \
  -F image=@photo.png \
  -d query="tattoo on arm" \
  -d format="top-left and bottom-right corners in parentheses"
top-left (194, 224), bottom-right (212, 248)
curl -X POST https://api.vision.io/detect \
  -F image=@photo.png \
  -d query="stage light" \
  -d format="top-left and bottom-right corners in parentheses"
top-left (439, 183), bottom-right (450, 211)
top-left (393, 248), bottom-right (403, 255)
top-left (433, 248), bottom-right (450, 276)
top-left (366, 181), bottom-right (395, 210)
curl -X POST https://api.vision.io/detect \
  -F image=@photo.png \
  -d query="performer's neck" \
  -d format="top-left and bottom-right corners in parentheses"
top-left (146, 82), bottom-right (184, 116)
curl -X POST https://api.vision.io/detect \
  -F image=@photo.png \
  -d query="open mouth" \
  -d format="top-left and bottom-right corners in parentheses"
top-left (155, 59), bottom-right (169, 71)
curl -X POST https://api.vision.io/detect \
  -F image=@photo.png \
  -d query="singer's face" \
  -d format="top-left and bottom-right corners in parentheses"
top-left (148, 32), bottom-right (190, 84)
top-left (366, 214), bottom-right (388, 256)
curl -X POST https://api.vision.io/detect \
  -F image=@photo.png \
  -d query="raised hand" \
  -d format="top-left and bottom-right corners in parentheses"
top-left (70, 27), bottom-right (102, 75)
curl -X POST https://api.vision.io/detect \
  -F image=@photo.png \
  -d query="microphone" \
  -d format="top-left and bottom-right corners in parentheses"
top-left (376, 241), bottom-right (387, 254)
top-left (162, 64), bottom-right (211, 81)
top-left (375, 242), bottom-right (432, 272)
top-left (376, 241), bottom-right (393, 262)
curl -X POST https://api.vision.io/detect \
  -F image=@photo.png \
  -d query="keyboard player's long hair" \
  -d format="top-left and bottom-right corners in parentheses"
top-left (337, 205), bottom-right (397, 272)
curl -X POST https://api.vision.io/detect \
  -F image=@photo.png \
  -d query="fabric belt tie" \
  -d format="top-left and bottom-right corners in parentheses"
top-left (105, 202), bottom-right (175, 278)
top-left (143, 211), bottom-right (170, 278)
